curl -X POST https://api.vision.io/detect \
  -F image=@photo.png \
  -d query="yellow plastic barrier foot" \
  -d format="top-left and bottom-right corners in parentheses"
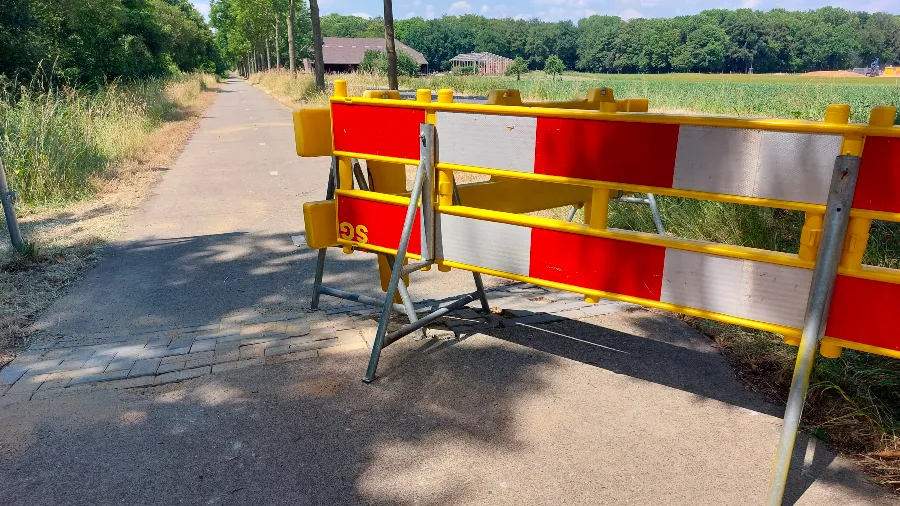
top-left (782, 335), bottom-right (801, 347)
top-left (819, 342), bottom-right (843, 359)
top-left (342, 246), bottom-right (353, 254)
top-left (584, 295), bottom-right (600, 304)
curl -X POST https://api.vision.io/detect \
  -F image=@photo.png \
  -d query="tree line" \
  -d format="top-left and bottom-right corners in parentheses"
top-left (209, 0), bottom-right (316, 78)
top-left (320, 8), bottom-right (900, 74)
top-left (1, 0), bottom-right (226, 86)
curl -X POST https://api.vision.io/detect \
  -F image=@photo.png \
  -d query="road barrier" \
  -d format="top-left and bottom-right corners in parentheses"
top-left (295, 79), bottom-right (900, 504)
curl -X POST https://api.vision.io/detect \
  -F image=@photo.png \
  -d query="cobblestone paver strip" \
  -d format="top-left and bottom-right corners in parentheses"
top-left (0, 284), bottom-right (633, 399)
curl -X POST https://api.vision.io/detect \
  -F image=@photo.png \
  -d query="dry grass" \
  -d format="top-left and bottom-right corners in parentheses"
top-left (0, 75), bottom-right (220, 365)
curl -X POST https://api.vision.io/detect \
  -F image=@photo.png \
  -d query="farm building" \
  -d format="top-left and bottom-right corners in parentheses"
top-left (303, 37), bottom-right (428, 73)
top-left (449, 52), bottom-right (513, 75)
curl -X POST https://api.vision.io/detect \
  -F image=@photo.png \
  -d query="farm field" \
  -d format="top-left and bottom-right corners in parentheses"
top-left (254, 70), bottom-right (900, 124)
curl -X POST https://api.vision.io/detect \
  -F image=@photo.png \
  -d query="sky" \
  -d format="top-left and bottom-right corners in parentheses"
top-left (190, 0), bottom-right (899, 22)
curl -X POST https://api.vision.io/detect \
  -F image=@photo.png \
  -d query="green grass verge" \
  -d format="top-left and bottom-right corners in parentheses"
top-left (0, 73), bottom-right (218, 205)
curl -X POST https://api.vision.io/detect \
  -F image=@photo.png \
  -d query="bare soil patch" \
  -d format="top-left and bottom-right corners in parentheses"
top-left (802, 70), bottom-right (866, 78)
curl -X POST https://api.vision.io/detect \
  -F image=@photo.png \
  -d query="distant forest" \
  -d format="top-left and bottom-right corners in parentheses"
top-left (320, 8), bottom-right (900, 74)
top-left (3, 2), bottom-right (899, 85)
top-left (1, 0), bottom-right (227, 86)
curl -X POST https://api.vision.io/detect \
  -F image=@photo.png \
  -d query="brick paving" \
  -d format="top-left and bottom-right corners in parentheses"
top-left (0, 284), bottom-right (633, 400)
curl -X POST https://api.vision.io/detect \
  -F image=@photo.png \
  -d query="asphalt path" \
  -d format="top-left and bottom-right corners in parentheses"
top-left (32, 76), bottom-right (501, 339)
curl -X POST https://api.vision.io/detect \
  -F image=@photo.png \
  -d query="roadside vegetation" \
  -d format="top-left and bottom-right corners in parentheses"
top-left (250, 68), bottom-right (900, 490)
top-left (1, 0), bottom-right (228, 363)
top-left (0, 73), bottom-right (220, 360)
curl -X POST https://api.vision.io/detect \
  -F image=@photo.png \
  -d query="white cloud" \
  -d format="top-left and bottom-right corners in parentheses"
top-left (404, 11), bottom-right (417, 19)
top-left (448, 1), bottom-right (472, 14)
top-left (481, 4), bottom-right (490, 14)
top-left (350, 12), bottom-right (372, 19)
top-left (740, 0), bottom-right (760, 7)
top-left (413, 0), bottom-right (421, 5)
top-left (620, 7), bottom-right (644, 20)
top-left (425, 4), bottom-right (436, 18)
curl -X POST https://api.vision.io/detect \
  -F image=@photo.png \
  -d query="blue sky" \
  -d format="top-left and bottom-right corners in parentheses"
top-left (191, 0), bottom-right (899, 22)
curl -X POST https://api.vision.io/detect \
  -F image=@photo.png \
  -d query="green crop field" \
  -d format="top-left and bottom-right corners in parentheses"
top-left (410, 72), bottom-right (900, 124)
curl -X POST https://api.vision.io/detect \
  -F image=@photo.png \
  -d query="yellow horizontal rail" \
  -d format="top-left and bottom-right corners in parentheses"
top-left (441, 204), bottom-right (812, 269)
top-left (440, 259), bottom-right (900, 360)
top-left (333, 153), bottom-right (900, 224)
top-left (334, 151), bottom-right (419, 166)
top-left (331, 96), bottom-right (900, 138)
top-left (335, 188), bottom-right (412, 206)
top-left (336, 238), bottom-right (422, 260)
top-left (440, 163), bottom-right (824, 214)
top-left (441, 163), bottom-right (900, 223)
top-left (333, 188), bottom-right (900, 284)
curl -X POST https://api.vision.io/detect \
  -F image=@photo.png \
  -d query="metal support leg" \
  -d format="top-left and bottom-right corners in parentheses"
top-left (364, 140), bottom-right (431, 383)
top-left (766, 155), bottom-right (860, 505)
top-left (350, 158), bottom-right (369, 191)
top-left (385, 254), bottom-right (426, 340)
top-left (311, 157), bottom-right (338, 310)
top-left (0, 157), bottom-right (24, 252)
top-left (565, 206), bottom-right (578, 222)
top-left (646, 193), bottom-right (665, 235)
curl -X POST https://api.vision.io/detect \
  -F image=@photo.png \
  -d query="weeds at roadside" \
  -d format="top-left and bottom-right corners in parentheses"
top-left (0, 73), bottom-right (220, 358)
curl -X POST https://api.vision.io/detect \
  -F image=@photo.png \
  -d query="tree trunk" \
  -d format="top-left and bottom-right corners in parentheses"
top-left (383, 0), bottom-right (398, 90)
top-left (309, 0), bottom-right (325, 90)
top-left (274, 15), bottom-right (281, 69)
top-left (266, 37), bottom-right (272, 70)
top-left (288, 0), bottom-right (296, 78)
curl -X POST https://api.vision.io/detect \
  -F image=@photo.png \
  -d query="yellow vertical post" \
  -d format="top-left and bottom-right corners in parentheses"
top-left (436, 89), bottom-right (454, 272)
top-left (820, 105), bottom-right (896, 358)
top-left (334, 79), bottom-right (347, 98)
top-left (419, 89), bottom-right (433, 272)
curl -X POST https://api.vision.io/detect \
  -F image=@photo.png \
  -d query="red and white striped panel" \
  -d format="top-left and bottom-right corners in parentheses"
top-left (854, 136), bottom-right (900, 213)
top-left (331, 104), bottom-right (424, 160)
top-left (826, 275), bottom-right (900, 352)
top-left (438, 214), bottom-right (814, 327)
top-left (336, 195), bottom-right (421, 256)
top-left (436, 111), bottom-right (855, 206)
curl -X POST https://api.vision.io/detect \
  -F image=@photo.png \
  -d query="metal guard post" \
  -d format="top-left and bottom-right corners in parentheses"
top-left (0, 157), bottom-right (24, 252)
top-left (766, 155), bottom-right (860, 505)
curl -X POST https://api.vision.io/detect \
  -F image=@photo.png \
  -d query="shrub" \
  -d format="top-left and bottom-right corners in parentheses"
top-left (359, 49), bottom-right (420, 77)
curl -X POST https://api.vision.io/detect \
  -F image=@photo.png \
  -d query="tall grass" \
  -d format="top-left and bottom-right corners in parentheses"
top-left (0, 73), bottom-right (218, 205)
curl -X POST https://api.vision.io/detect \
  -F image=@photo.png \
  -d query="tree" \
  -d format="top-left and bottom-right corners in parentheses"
top-left (544, 54), bottom-right (564, 79)
top-left (287, 0), bottom-right (296, 77)
top-left (360, 49), bottom-right (418, 76)
top-left (504, 56), bottom-right (528, 80)
top-left (383, 0), bottom-right (398, 90)
top-left (308, 0), bottom-right (325, 89)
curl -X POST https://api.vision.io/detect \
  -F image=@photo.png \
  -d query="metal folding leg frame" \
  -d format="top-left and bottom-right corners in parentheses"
top-left (363, 123), bottom-right (489, 383)
top-left (766, 155), bottom-right (860, 505)
top-left (310, 156), bottom-right (424, 337)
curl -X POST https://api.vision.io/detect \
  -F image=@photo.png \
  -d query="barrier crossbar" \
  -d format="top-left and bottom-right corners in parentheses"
top-left (295, 80), bottom-right (899, 505)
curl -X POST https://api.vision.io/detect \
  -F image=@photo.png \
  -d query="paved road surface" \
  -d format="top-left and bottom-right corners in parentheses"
top-left (32, 76), bottom-right (499, 339)
top-left (1, 77), bottom-right (893, 505)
